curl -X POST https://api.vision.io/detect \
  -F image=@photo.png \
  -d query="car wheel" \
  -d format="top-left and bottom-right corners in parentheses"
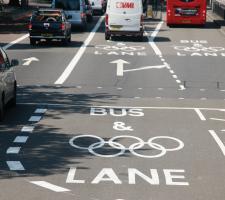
top-left (11, 83), bottom-right (17, 107)
top-left (0, 94), bottom-right (5, 122)
top-left (30, 38), bottom-right (36, 45)
top-left (137, 34), bottom-right (144, 42)
top-left (105, 32), bottom-right (110, 40)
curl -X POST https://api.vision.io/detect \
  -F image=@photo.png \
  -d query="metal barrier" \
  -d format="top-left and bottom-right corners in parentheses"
top-left (213, 0), bottom-right (225, 19)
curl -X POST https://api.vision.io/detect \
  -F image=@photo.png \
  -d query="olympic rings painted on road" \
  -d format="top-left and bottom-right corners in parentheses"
top-left (174, 45), bottom-right (225, 53)
top-left (95, 45), bottom-right (145, 52)
top-left (69, 135), bottom-right (184, 158)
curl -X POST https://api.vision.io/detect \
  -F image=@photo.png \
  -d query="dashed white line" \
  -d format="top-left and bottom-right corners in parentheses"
top-left (35, 108), bottom-right (47, 114)
top-left (7, 161), bottom-right (25, 171)
top-left (55, 16), bottom-right (104, 85)
top-left (194, 108), bottom-right (206, 121)
top-left (29, 116), bottom-right (42, 122)
top-left (209, 130), bottom-right (225, 156)
top-left (21, 126), bottom-right (34, 133)
top-left (14, 136), bottom-right (29, 143)
top-left (169, 70), bottom-right (175, 74)
top-left (172, 75), bottom-right (178, 79)
top-left (31, 181), bottom-right (71, 192)
top-left (7, 147), bottom-right (21, 154)
top-left (3, 34), bottom-right (29, 50)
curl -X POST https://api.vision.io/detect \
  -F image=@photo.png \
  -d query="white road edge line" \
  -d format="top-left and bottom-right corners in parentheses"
top-left (3, 34), bottom-right (29, 50)
top-left (146, 21), bottom-right (163, 56)
top-left (31, 181), bottom-right (71, 192)
top-left (55, 16), bottom-right (104, 85)
top-left (209, 130), bottom-right (225, 156)
top-left (194, 108), bottom-right (206, 121)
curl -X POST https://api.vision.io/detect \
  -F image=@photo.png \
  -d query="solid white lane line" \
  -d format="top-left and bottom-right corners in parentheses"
top-left (7, 147), bottom-right (21, 154)
top-left (209, 130), bottom-right (225, 156)
top-left (34, 108), bottom-right (47, 114)
top-left (21, 126), bottom-right (34, 133)
top-left (124, 65), bottom-right (166, 72)
top-left (146, 21), bottom-right (163, 56)
top-left (14, 136), bottom-right (29, 143)
top-left (31, 181), bottom-right (71, 192)
top-left (3, 34), bottom-right (29, 50)
top-left (29, 116), bottom-right (42, 122)
top-left (7, 161), bottom-right (25, 171)
top-left (194, 108), bottom-right (206, 121)
top-left (210, 118), bottom-right (225, 122)
top-left (55, 17), bottom-right (104, 85)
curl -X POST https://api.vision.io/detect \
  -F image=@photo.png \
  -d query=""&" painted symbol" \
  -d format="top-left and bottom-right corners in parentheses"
top-left (113, 122), bottom-right (134, 131)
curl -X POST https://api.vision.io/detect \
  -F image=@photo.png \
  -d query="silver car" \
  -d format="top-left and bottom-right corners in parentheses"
top-left (0, 47), bottom-right (18, 121)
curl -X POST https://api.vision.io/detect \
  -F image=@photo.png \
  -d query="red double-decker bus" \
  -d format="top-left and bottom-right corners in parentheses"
top-left (166, 0), bottom-right (207, 26)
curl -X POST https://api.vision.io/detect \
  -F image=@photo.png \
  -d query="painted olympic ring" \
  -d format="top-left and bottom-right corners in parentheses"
top-left (69, 135), bottom-right (184, 158)
top-left (174, 46), bottom-right (225, 52)
top-left (95, 45), bottom-right (145, 52)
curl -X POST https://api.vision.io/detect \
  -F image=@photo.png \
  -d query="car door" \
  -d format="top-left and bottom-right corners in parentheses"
top-left (0, 49), bottom-right (15, 104)
top-left (108, 0), bottom-right (142, 32)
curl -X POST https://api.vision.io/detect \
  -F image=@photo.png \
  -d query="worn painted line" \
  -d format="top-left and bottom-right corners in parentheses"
top-left (34, 108), bottom-right (47, 114)
top-left (31, 181), bottom-right (71, 192)
top-left (29, 116), bottom-right (42, 122)
top-left (3, 34), bottom-right (29, 50)
top-left (21, 126), bottom-right (34, 133)
top-left (146, 21), bottom-right (163, 56)
top-left (7, 161), bottom-right (25, 171)
top-left (6, 147), bottom-right (21, 154)
top-left (124, 65), bottom-right (166, 72)
top-left (209, 130), bottom-right (225, 156)
top-left (194, 108), bottom-right (206, 121)
top-left (210, 118), bottom-right (225, 122)
top-left (55, 16), bottom-right (104, 84)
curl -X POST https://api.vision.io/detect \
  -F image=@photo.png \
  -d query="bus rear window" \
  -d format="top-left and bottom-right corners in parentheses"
top-left (55, 0), bottom-right (80, 11)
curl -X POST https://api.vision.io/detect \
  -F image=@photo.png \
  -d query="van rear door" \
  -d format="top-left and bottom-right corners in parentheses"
top-left (108, 0), bottom-right (142, 32)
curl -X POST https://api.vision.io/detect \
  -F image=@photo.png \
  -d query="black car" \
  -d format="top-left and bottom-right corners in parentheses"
top-left (29, 9), bottom-right (72, 45)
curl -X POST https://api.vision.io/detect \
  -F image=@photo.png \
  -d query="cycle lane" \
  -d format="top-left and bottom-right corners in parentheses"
top-left (2, 105), bottom-right (225, 200)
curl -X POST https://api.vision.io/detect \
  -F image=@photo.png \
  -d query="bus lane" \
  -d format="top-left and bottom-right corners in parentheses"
top-left (9, 105), bottom-right (225, 200)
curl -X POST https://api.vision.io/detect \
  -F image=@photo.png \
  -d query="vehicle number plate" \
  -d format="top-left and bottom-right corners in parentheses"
top-left (42, 33), bottom-right (53, 37)
top-left (182, 20), bottom-right (191, 23)
top-left (110, 25), bottom-right (123, 30)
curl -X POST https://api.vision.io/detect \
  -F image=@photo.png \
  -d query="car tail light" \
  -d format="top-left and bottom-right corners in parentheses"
top-left (61, 23), bottom-right (65, 31)
top-left (28, 23), bottom-right (32, 30)
top-left (81, 12), bottom-right (86, 18)
top-left (105, 14), bottom-right (108, 25)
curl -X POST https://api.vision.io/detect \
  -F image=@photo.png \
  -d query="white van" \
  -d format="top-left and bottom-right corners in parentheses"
top-left (91, 0), bottom-right (107, 14)
top-left (105, 0), bottom-right (144, 40)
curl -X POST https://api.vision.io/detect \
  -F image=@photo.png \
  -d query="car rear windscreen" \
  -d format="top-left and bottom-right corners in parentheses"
top-left (109, 0), bottom-right (142, 14)
top-left (32, 11), bottom-right (62, 22)
top-left (55, 0), bottom-right (80, 10)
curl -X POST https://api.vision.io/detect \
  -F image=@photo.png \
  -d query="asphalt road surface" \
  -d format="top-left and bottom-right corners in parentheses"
top-left (1, 13), bottom-right (225, 200)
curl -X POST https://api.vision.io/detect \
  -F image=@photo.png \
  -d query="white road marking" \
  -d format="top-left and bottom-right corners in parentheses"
top-left (146, 21), bottom-right (163, 56)
top-left (169, 70), bottom-right (175, 74)
top-left (209, 130), bottom-right (225, 156)
top-left (31, 181), bottom-right (71, 192)
top-left (210, 118), bottom-right (225, 122)
top-left (29, 116), bottom-right (42, 122)
top-left (117, 88), bottom-right (123, 90)
top-left (172, 75), bottom-right (178, 79)
top-left (124, 65), bottom-right (166, 73)
top-left (17, 103), bottom-right (225, 111)
top-left (21, 126), bottom-right (34, 133)
top-left (111, 59), bottom-right (130, 76)
top-left (201, 98), bottom-right (207, 100)
top-left (14, 136), bottom-right (29, 143)
top-left (55, 17), bottom-right (104, 84)
top-left (179, 85), bottom-right (186, 90)
top-left (158, 88), bottom-right (164, 90)
top-left (7, 161), bottom-right (25, 171)
top-left (176, 80), bottom-right (181, 84)
top-left (194, 108), bottom-right (206, 121)
top-left (34, 108), bottom-right (47, 114)
top-left (138, 88), bottom-right (143, 90)
top-left (22, 57), bottom-right (39, 66)
top-left (7, 147), bottom-right (21, 154)
top-left (3, 34), bottom-right (29, 50)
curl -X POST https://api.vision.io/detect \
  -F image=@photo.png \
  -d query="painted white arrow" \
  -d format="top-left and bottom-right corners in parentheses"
top-left (110, 59), bottom-right (130, 77)
top-left (22, 57), bottom-right (39, 66)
